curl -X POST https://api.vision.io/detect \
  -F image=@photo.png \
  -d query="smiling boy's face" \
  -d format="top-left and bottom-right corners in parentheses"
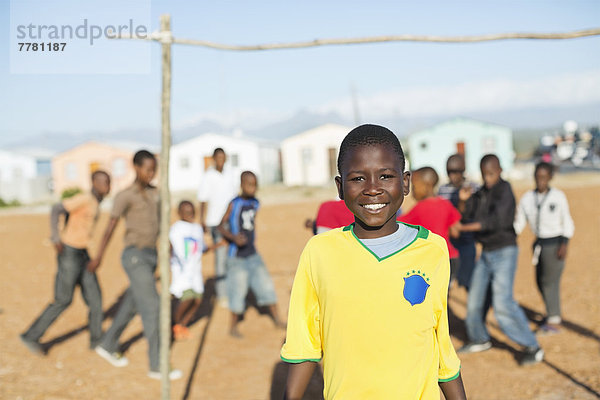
top-left (335, 144), bottom-right (410, 239)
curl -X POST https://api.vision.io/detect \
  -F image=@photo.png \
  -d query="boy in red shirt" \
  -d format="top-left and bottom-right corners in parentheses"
top-left (399, 167), bottom-right (461, 281)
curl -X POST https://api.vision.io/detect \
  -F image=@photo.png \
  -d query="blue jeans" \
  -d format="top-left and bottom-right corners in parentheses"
top-left (452, 239), bottom-right (477, 289)
top-left (226, 253), bottom-right (277, 314)
top-left (23, 245), bottom-right (103, 347)
top-left (465, 245), bottom-right (538, 348)
top-left (210, 226), bottom-right (228, 300)
top-left (100, 247), bottom-right (160, 371)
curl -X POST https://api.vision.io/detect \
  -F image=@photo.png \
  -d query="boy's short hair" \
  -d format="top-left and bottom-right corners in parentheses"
top-left (240, 170), bottom-right (256, 182)
top-left (480, 153), bottom-right (500, 169)
top-left (91, 170), bottom-right (110, 181)
top-left (133, 150), bottom-right (156, 166)
top-left (535, 161), bottom-right (554, 176)
top-left (213, 147), bottom-right (225, 157)
top-left (178, 200), bottom-right (194, 212)
top-left (446, 154), bottom-right (465, 170)
top-left (337, 124), bottom-right (405, 174)
top-left (414, 166), bottom-right (439, 186)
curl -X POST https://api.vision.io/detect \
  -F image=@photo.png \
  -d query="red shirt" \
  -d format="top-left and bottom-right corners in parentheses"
top-left (315, 200), bottom-right (355, 230)
top-left (398, 197), bottom-right (461, 258)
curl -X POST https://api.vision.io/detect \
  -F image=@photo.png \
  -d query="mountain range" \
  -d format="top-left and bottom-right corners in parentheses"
top-left (2, 102), bottom-right (598, 155)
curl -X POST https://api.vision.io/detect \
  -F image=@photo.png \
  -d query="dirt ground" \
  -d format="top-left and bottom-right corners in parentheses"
top-left (1, 181), bottom-right (599, 400)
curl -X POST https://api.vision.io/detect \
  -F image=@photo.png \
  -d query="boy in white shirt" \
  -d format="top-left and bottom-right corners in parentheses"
top-left (198, 148), bottom-right (237, 306)
top-left (170, 200), bottom-right (212, 340)
top-left (514, 162), bottom-right (574, 334)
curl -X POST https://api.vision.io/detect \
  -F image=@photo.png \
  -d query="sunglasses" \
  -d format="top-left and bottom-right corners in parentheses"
top-left (447, 169), bottom-right (465, 174)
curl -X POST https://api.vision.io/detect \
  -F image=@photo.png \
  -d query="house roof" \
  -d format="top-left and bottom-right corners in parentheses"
top-left (410, 117), bottom-right (512, 137)
top-left (172, 131), bottom-right (278, 149)
top-left (282, 123), bottom-right (351, 144)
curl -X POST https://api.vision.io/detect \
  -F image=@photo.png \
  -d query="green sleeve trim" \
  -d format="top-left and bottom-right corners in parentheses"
top-left (438, 368), bottom-right (461, 382)
top-left (280, 356), bottom-right (321, 364)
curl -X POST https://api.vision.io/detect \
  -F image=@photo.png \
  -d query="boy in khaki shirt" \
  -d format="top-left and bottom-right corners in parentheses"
top-left (20, 171), bottom-right (110, 354)
top-left (89, 150), bottom-right (181, 380)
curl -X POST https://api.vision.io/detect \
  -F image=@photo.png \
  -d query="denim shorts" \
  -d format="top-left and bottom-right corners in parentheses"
top-left (226, 253), bottom-right (277, 314)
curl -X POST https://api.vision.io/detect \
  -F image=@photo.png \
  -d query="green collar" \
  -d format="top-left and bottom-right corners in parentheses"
top-left (344, 222), bottom-right (429, 262)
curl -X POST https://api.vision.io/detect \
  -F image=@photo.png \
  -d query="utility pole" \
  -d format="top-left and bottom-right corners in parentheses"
top-left (158, 14), bottom-right (172, 400)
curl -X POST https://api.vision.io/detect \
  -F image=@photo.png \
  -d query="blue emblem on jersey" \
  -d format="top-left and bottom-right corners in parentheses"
top-left (403, 271), bottom-right (430, 306)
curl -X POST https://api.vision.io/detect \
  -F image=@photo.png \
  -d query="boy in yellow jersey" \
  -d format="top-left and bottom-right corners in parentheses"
top-left (281, 124), bottom-right (466, 400)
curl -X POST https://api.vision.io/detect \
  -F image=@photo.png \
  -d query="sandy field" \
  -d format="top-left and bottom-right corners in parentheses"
top-left (1, 180), bottom-right (599, 400)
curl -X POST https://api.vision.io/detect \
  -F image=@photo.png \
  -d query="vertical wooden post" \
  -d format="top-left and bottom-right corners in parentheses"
top-left (159, 14), bottom-right (172, 400)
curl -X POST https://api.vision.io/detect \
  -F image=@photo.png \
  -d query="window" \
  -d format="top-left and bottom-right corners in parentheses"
top-left (482, 136), bottom-right (496, 153)
top-left (112, 158), bottom-right (126, 178)
top-left (180, 157), bottom-right (190, 169)
top-left (36, 160), bottom-right (51, 176)
top-left (230, 154), bottom-right (239, 167)
top-left (65, 163), bottom-right (77, 181)
top-left (301, 148), bottom-right (312, 162)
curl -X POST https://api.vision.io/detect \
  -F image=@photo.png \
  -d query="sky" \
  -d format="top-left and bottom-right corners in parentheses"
top-left (1, 0), bottom-right (599, 144)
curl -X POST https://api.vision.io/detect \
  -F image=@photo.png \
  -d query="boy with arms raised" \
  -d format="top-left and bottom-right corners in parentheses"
top-left (438, 154), bottom-right (479, 289)
top-left (282, 125), bottom-right (466, 399)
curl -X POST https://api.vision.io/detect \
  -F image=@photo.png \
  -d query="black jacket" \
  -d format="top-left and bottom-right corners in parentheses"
top-left (464, 179), bottom-right (516, 251)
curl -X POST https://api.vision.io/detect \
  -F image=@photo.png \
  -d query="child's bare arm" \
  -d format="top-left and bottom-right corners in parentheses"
top-left (449, 221), bottom-right (461, 239)
top-left (50, 202), bottom-right (67, 253)
top-left (439, 373), bottom-right (467, 400)
top-left (199, 201), bottom-right (207, 231)
top-left (458, 222), bottom-right (482, 232)
top-left (87, 217), bottom-right (119, 272)
top-left (284, 361), bottom-right (317, 400)
top-left (217, 202), bottom-right (247, 247)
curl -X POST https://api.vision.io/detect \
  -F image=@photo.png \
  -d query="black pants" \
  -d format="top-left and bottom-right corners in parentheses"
top-left (23, 245), bottom-right (103, 347)
top-left (536, 242), bottom-right (565, 319)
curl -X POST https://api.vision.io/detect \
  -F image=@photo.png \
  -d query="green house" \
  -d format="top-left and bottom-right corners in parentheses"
top-left (407, 118), bottom-right (514, 180)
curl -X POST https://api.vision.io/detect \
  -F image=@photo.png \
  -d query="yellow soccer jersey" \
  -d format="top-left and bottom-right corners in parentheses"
top-left (281, 223), bottom-right (461, 400)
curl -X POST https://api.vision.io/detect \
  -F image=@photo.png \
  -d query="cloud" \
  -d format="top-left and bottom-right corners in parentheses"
top-left (172, 70), bottom-right (600, 131)
top-left (316, 70), bottom-right (600, 120)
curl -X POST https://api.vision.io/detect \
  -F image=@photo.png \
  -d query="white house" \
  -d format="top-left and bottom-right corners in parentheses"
top-left (169, 132), bottom-right (280, 192)
top-left (0, 148), bottom-right (54, 204)
top-left (407, 118), bottom-right (514, 179)
top-left (281, 124), bottom-right (351, 186)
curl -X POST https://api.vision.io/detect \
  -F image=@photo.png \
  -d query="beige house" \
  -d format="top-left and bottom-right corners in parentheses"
top-left (52, 141), bottom-right (157, 197)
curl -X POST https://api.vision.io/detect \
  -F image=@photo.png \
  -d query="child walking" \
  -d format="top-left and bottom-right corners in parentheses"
top-left (218, 171), bottom-right (284, 338)
top-left (399, 166), bottom-right (462, 282)
top-left (88, 150), bottom-right (182, 380)
top-left (282, 125), bottom-right (466, 400)
top-left (170, 200), bottom-right (211, 340)
top-left (514, 162), bottom-right (574, 334)
top-left (20, 171), bottom-right (110, 354)
top-left (458, 154), bottom-right (543, 366)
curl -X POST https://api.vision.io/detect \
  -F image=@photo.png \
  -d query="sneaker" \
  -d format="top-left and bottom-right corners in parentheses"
top-left (95, 346), bottom-right (129, 367)
top-left (217, 297), bottom-right (229, 308)
top-left (173, 324), bottom-right (191, 340)
top-left (148, 369), bottom-right (183, 380)
top-left (457, 341), bottom-right (492, 354)
top-left (520, 347), bottom-right (544, 366)
top-left (20, 334), bottom-right (44, 355)
top-left (537, 323), bottom-right (560, 336)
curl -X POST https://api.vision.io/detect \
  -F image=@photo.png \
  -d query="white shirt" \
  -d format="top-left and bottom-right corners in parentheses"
top-left (514, 188), bottom-right (574, 239)
top-left (197, 167), bottom-right (238, 227)
top-left (169, 220), bottom-right (205, 297)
